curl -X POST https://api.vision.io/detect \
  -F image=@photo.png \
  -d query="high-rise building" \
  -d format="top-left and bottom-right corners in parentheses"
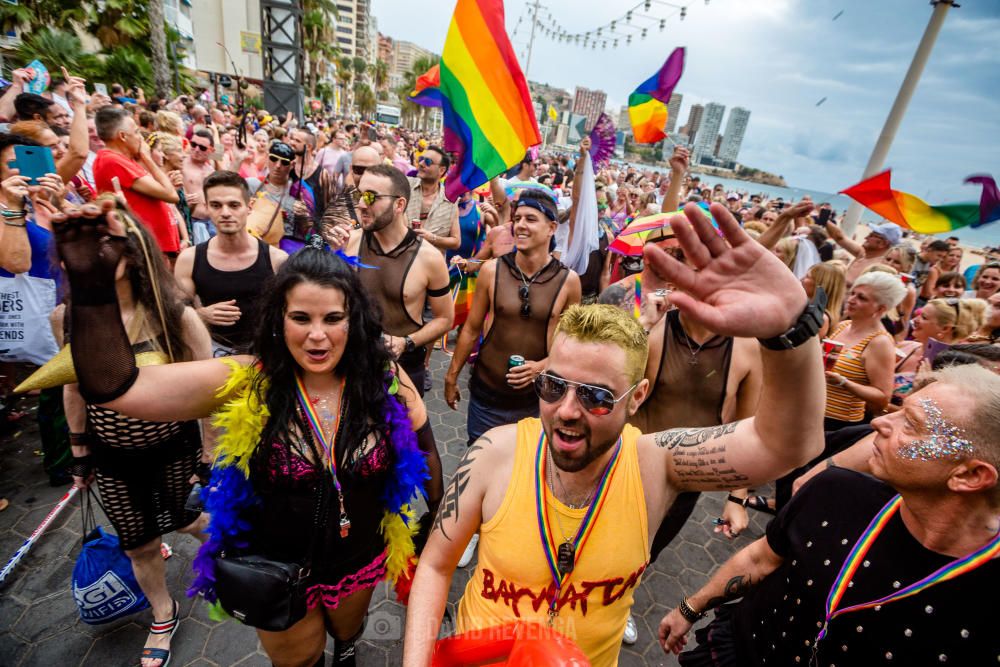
top-left (392, 40), bottom-right (434, 81)
top-left (692, 102), bottom-right (725, 163)
top-left (572, 86), bottom-right (607, 132)
top-left (330, 0), bottom-right (366, 59)
top-left (618, 105), bottom-right (631, 131)
top-left (718, 106), bottom-right (751, 164)
top-left (666, 92), bottom-right (683, 134)
top-left (682, 103), bottom-right (703, 143)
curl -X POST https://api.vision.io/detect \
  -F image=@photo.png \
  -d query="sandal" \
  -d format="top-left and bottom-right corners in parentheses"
top-left (140, 599), bottom-right (179, 667)
top-left (745, 495), bottom-right (777, 515)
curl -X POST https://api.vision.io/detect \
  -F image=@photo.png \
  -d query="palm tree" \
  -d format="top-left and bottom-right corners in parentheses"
top-left (354, 82), bottom-right (376, 118)
top-left (86, 0), bottom-right (148, 50)
top-left (15, 28), bottom-right (102, 79)
top-left (398, 55), bottom-right (440, 131)
top-left (369, 59), bottom-right (389, 92)
top-left (100, 46), bottom-right (154, 92)
top-left (146, 0), bottom-right (172, 98)
top-left (336, 55), bottom-right (355, 116)
top-left (0, 0), bottom-right (85, 34)
top-left (303, 0), bottom-right (338, 98)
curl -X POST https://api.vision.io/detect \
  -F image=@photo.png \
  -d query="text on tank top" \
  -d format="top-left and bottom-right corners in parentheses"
top-left (192, 238), bottom-right (274, 349)
top-left (630, 309), bottom-right (734, 434)
top-left (357, 230), bottom-right (423, 336)
top-left (472, 254), bottom-right (570, 398)
top-left (456, 418), bottom-right (649, 667)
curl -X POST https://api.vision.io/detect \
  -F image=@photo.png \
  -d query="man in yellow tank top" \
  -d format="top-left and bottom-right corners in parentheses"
top-left (403, 203), bottom-right (830, 667)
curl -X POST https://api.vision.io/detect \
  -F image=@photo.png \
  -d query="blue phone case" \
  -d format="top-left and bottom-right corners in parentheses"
top-left (11, 145), bottom-right (57, 185)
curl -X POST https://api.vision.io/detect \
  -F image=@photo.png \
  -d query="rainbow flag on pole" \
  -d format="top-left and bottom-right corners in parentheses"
top-left (440, 0), bottom-right (541, 201)
top-left (408, 64), bottom-right (443, 107)
top-left (841, 170), bottom-right (1000, 234)
top-left (628, 47), bottom-right (685, 144)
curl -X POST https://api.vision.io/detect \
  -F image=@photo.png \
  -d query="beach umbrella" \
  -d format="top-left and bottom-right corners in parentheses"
top-left (609, 215), bottom-right (677, 256)
top-left (618, 201), bottom-right (716, 236)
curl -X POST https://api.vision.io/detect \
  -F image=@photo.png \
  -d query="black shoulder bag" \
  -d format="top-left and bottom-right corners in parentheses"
top-left (214, 481), bottom-right (328, 631)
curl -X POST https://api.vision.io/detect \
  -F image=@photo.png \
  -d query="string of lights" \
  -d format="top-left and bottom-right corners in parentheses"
top-left (512, 0), bottom-right (710, 52)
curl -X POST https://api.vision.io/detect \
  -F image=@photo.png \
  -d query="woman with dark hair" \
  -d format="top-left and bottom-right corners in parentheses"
top-left (54, 201), bottom-right (213, 667)
top-left (51, 200), bottom-right (430, 667)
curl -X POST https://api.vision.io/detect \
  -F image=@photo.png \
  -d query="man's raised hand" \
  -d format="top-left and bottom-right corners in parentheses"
top-left (642, 202), bottom-right (807, 340)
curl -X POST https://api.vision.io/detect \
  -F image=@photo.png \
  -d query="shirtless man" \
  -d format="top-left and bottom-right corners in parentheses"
top-left (403, 202), bottom-right (827, 667)
top-left (342, 163), bottom-right (453, 519)
top-left (826, 220), bottom-right (903, 285)
top-left (183, 129), bottom-right (218, 244)
top-left (175, 171), bottom-right (287, 355)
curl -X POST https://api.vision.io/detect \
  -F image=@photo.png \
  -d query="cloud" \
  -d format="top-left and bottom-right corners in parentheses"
top-left (774, 72), bottom-right (866, 94)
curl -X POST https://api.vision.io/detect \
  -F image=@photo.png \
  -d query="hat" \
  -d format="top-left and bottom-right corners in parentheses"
top-left (869, 222), bottom-right (903, 246)
top-left (726, 192), bottom-right (740, 201)
top-left (269, 141), bottom-right (295, 160)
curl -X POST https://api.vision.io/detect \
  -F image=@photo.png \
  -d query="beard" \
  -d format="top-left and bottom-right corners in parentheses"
top-left (363, 206), bottom-right (395, 232)
top-left (544, 418), bottom-right (622, 473)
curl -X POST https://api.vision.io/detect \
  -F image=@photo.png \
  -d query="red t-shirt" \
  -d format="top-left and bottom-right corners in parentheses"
top-left (93, 149), bottom-right (180, 253)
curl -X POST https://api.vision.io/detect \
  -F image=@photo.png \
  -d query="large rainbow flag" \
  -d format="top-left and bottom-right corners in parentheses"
top-left (440, 0), bottom-right (541, 201)
top-left (628, 47), bottom-right (685, 144)
top-left (408, 64), bottom-right (443, 107)
top-left (841, 170), bottom-right (1000, 234)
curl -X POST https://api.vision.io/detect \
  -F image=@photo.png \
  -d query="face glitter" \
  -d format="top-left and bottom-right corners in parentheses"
top-left (897, 398), bottom-right (974, 462)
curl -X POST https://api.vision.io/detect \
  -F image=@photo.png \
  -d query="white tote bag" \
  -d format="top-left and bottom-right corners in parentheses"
top-left (0, 273), bottom-right (60, 366)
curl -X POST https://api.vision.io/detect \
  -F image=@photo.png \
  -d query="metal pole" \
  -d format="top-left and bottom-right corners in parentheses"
top-left (841, 0), bottom-right (956, 236)
top-left (524, 0), bottom-right (542, 79)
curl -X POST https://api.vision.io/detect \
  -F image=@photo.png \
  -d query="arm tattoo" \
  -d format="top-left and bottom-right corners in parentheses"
top-left (432, 437), bottom-right (488, 540)
top-left (703, 574), bottom-right (754, 611)
top-left (656, 422), bottom-right (751, 489)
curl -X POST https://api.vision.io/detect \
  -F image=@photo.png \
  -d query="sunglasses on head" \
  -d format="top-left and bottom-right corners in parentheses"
top-left (534, 373), bottom-right (638, 416)
top-left (269, 155), bottom-right (292, 166)
top-left (350, 189), bottom-right (396, 206)
top-left (352, 164), bottom-right (368, 177)
top-left (192, 142), bottom-right (212, 152)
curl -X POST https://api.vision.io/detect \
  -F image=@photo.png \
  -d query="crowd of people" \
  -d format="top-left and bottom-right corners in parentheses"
top-left (1, 65), bottom-right (998, 667)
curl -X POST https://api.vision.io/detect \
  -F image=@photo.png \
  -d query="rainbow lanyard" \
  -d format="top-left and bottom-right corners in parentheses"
top-left (294, 374), bottom-right (351, 537)
top-left (534, 430), bottom-right (623, 623)
top-left (816, 494), bottom-right (1000, 645)
top-left (633, 274), bottom-right (642, 320)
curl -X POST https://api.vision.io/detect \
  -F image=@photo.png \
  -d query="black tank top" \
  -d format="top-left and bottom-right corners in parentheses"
top-left (630, 309), bottom-right (734, 433)
top-left (357, 230), bottom-right (423, 336)
top-left (192, 238), bottom-right (274, 351)
top-left (471, 254), bottom-right (569, 406)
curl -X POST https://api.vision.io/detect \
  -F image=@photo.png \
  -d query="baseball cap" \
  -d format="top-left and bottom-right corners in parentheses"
top-left (269, 141), bottom-right (295, 160)
top-left (869, 222), bottom-right (903, 246)
top-left (726, 192), bottom-right (740, 201)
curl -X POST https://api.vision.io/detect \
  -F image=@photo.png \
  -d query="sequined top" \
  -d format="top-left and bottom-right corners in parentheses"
top-left (732, 468), bottom-right (1000, 666)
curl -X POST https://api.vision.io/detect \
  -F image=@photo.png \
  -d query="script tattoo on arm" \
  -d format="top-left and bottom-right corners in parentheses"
top-left (703, 574), bottom-right (754, 611)
top-left (432, 437), bottom-right (487, 541)
top-left (655, 422), bottom-right (751, 490)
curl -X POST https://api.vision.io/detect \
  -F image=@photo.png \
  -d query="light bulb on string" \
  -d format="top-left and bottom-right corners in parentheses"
top-left (660, 18), bottom-right (666, 30)
top-left (680, 7), bottom-right (687, 19)
top-left (627, 34), bottom-right (632, 44)
top-left (641, 27), bottom-right (647, 38)
top-left (644, 0), bottom-right (651, 10)
top-left (626, 10), bottom-right (633, 22)
top-left (613, 38), bottom-right (619, 47)
top-left (611, 20), bottom-right (616, 30)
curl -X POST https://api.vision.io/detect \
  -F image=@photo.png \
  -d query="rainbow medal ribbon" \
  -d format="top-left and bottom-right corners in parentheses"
top-left (633, 274), bottom-right (642, 320)
top-left (813, 494), bottom-right (1000, 660)
top-left (294, 374), bottom-right (350, 537)
top-left (534, 430), bottom-right (623, 625)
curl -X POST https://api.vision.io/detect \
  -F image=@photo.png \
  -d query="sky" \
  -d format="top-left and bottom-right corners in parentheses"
top-left (372, 0), bottom-right (1000, 242)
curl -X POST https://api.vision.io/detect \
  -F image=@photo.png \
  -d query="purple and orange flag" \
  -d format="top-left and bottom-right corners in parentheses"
top-left (841, 170), bottom-right (1000, 234)
top-left (408, 64), bottom-right (443, 107)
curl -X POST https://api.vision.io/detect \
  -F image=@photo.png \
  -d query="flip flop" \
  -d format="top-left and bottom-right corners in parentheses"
top-left (140, 599), bottom-right (179, 667)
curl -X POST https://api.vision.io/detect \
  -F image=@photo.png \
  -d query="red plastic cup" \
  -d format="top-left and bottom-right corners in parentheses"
top-left (822, 339), bottom-right (845, 371)
top-left (899, 273), bottom-right (915, 285)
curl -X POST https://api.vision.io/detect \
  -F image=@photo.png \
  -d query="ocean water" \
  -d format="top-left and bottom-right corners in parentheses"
top-left (638, 169), bottom-right (999, 250)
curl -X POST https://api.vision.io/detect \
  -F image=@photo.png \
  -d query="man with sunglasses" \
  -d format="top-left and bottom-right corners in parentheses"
top-left (405, 145), bottom-right (461, 253)
top-left (182, 129), bottom-right (218, 244)
top-left (342, 144), bottom-right (381, 188)
top-left (248, 141), bottom-right (314, 240)
top-left (405, 202), bottom-right (827, 667)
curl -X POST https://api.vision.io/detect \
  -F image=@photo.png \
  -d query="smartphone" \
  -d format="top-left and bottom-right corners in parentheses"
top-left (817, 208), bottom-right (832, 226)
top-left (94, 82), bottom-right (108, 96)
top-left (10, 145), bottom-right (56, 185)
top-left (923, 337), bottom-right (951, 366)
top-left (367, 126), bottom-right (378, 142)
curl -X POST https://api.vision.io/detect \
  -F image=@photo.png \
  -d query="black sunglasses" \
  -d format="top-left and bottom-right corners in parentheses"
top-left (192, 142), bottom-right (212, 152)
top-left (534, 373), bottom-right (638, 416)
top-left (269, 155), bottom-right (292, 166)
top-left (518, 284), bottom-right (531, 319)
top-left (352, 164), bottom-right (368, 177)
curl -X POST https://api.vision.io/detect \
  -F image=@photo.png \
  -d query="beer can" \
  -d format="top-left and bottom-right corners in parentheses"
top-left (508, 355), bottom-right (526, 370)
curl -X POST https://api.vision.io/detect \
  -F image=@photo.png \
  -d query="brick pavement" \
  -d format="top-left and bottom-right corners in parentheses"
top-left (0, 352), bottom-right (770, 666)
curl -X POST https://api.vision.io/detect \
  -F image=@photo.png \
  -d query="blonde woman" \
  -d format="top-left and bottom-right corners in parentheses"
top-left (803, 261), bottom-right (846, 339)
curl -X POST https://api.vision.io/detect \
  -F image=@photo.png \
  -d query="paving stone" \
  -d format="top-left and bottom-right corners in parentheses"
top-left (20, 629), bottom-right (94, 666)
top-left (81, 622), bottom-right (148, 666)
top-left (12, 591), bottom-right (80, 643)
top-left (0, 632), bottom-right (30, 666)
top-left (205, 619), bottom-right (261, 666)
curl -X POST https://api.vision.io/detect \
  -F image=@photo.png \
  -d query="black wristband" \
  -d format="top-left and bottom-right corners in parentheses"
top-left (727, 494), bottom-right (747, 507)
top-left (195, 461), bottom-right (212, 485)
top-left (678, 598), bottom-right (706, 623)
top-left (68, 454), bottom-right (94, 478)
top-left (757, 287), bottom-right (827, 351)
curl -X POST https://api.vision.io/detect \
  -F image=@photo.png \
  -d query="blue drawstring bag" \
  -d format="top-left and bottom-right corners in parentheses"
top-left (72, 489), bottom-right (149, 624)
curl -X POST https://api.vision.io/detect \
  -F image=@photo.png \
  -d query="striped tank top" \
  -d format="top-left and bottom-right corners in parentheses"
top-left (824, 321), bottom-right (892, 423)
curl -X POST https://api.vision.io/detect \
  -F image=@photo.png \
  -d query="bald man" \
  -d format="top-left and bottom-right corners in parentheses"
top-left (333, 144), bottom-right (381, 188)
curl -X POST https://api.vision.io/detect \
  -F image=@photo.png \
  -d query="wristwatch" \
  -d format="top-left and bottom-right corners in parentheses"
top-left (403, 336), bottom-right (416, 353)
top-left (757, 287), bottom-right (827, 351)
top-left (678, 598), bottom-right (706, 624)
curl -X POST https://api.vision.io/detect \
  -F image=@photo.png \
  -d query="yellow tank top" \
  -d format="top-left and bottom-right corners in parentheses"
top-left (824, 321), bottom-right (892, 422)
top-left (456, 418), bottom-right (649, 667)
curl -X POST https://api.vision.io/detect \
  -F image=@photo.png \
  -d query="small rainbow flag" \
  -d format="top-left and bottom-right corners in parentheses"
top-left (440, 0), bottom-right (541, 201)
top-left (841, 170), bottom-right (1000, 234)
top-left (408, 64), bottom-right (443, 108)
top-left (628, 47), bottom-right (685, 145)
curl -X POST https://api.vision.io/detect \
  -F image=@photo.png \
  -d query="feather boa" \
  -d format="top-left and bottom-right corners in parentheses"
top-left (187, 361), bottom-right (429, 605)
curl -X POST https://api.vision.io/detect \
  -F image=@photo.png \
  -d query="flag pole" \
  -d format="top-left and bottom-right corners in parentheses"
top-left (841, 0), bottom-right (957, 236)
